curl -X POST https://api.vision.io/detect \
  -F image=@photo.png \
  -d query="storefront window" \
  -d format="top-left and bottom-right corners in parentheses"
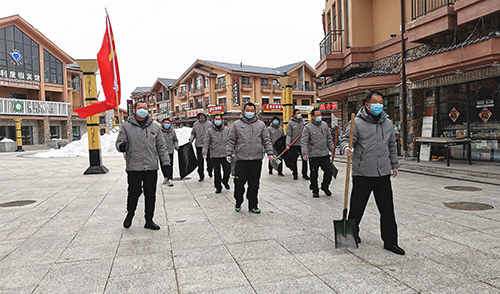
top-left (43, 49), bottom-right (63, 85)
top-left (439, 84), bottom-right (468, 138)
top-left (72, 126), bottom-right (81, 140)
top-left (469, 78), bottom-right (500, 139)
top-left (21, 126), bottom-right (33, 145)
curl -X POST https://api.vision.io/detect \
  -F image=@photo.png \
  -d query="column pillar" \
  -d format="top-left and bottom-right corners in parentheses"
top-left (14, 118), bottom-right (24, 152)
top-left (278, 76), bottom-right (297, 134)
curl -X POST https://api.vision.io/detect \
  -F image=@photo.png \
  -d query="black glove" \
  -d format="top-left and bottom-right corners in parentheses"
top-left (119, 142), bottom-right (127, 152)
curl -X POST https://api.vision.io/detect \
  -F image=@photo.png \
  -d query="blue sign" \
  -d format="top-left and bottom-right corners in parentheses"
top-left (9, 50), bottom-right (22, 63)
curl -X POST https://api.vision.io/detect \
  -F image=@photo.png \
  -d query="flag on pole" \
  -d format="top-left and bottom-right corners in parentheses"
top-left (75, 9), bottom-right (121, 118)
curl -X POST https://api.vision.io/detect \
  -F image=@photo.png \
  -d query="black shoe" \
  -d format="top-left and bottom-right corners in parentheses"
top-left (123, 213), bottom-right (133, 228)
top-left (293, 175), bottom-right (298, 180)
top-left (321, 188), bottom-right (332, 196)
top-left (269, 170), bottom-right (273, 175)
top-left (198, 177), bottom-right (204, 182)
top-left (355, 235), bottom-right (361, 244)
top-left (303, 175), bottom-right (310, 180)
top-left (277, 173), bottom-right (285, 177)
top-left (312, 191), bottom-right (319, 198)
top-left (384, 244), bottom-right (405, 255)
top-left (224, 183), bottom-right (230, 190)
top-left (144, 220), bottom-right (160, 230)
top-left (208, 172), bottom-right (213, 178)
top-left (215, 189), bottom-right (222, 194)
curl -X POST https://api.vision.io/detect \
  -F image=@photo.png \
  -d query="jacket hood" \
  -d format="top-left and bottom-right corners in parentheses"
top-left (129, 114), bottom-right (153, 127)
top-left (196, 109), bottom-right (208, 118)
top-left (311, 119), bottom-right (322, 127)
top-left (271, 123), bottom-right (281, 129)
top-left (357, 106), bottom-right (388, 124)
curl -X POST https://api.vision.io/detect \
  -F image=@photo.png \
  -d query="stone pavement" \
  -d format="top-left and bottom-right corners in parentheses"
top-left (0, 151), bottom-right (499, 293)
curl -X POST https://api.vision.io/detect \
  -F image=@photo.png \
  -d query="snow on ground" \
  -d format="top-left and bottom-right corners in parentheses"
top-left (30, 126), bottom-right (193, 158)
top-left (1, 138), bottom-right (15, 142)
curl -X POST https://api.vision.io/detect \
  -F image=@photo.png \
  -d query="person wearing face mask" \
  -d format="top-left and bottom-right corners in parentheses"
top-left (340, 91), bottom-right (403, 255)
top-left (203, 114), bottom-right (231, 194)
top-left (160, 118), bottom-right (178, 187)
top-left (301, 108), bottom-right (334, 198)
top-left (116, 101), bottom-right (170, 230)
top-left (226, 102), bottom-right (274, 213)
top-left (286, 109), bottom-right (309, 180)
top-left (189, 109), bottom-right (212, 181)
top-left (267, 116), bottom-right (284, 176)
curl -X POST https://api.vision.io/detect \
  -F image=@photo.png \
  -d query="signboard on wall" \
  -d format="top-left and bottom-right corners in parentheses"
top-left (421, 116), bottom-right (433, 137)
top-left (319, 101), bottom-right (338, 111)
top-left (0, 98), bottom-right (69, 117)
top-left (187, 109), bottom-right (203, 117)
top-left (127, 100), bottom-right (133, 117)
top-left (208, 105), bottom-right (225, 115)
top-left (263, 104), bottom-right (283, 113)
top-left (232, 77), bottom-right (240, 107)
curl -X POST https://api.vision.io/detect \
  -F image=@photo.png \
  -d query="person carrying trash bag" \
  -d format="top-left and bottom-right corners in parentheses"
top-left (301, 107), bottom-right (335, 198)
top-left (286, 109), bottom-right (309, 180)
top-left (116, 101), bottom-right (170, 230)
top-left (203, 114), bottom-right (231, 194)
top-left (160, 118), bottom-right (178, 187)
top-left (226, 102), bottom-right (274, 214)
top-left (189, 109), bottom-right (212, 182)
top-left (267, 116), bottom-right (285, 176)
top-left (340, 91), bottom-right (404, 255)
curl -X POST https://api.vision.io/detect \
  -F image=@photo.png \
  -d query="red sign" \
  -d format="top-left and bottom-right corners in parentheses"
top-left (208, 105), bottom-right (225, 115)
top-left (319, 101), bottom-right (338, 111)
top-left (263, 104), bottom-right (283, 112)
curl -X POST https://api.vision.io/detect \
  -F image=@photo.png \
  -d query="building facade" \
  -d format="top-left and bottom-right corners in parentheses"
top-left (0, 15), bottom-right (86, 145)
top-left (316, 0), bottom-right (500, 161)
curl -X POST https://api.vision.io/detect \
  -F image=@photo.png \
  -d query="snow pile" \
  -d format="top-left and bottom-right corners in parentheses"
top-left (1, 138), bottom-right (15, 142)
top-left (175, 127), bottom-right (192, 146)
top-left (32, 131), bottom-right (121, 158)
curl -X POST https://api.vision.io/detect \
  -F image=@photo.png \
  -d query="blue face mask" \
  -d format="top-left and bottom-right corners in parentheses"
top-left (297, 114), bottom-right (302, 119)
top-left (214, 120), bottom-right (222, 126)
top-left (163, 124), bottom-right (170, 129)
top-left (245, 112), bottom-right (255, 119)
top-left (315, 116), bottom-right (322, 122)
top-left (136, 108), bottom-right (148, 118)
top-left (369, 103), bottom-right (383, 115)
top-left (273, 120), bottom-right (279, 125)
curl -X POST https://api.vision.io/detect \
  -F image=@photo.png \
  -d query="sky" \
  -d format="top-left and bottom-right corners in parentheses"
top-left (2, 0), bottom-right (325, 108)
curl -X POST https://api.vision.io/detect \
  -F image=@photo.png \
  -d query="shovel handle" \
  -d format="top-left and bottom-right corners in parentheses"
top-left (332, 126), bottom-right (339, 163)
top-left (343, 113), bottom-right (355, 210)
top-left (278, 132), bottom-right (302, 158)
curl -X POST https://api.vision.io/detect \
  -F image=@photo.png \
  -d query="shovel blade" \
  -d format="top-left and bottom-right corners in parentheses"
top-left (331, 163), bottom-right (339, 179)
top-left (270, 156), bottom-right (281, 170)
top-left (333, 219), bottom-right (358, 249)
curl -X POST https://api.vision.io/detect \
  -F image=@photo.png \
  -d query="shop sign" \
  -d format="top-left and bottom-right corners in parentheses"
top-left (232, 77), bottom-right (240, 107)
top-left (476, 99), bottom-right (494, 108)
top-left (319, 101), bottom-right (338, 111)
top-left (479, 107), bottom-right (492, 123)
top-left (0, 70), bottom-right (41, 89)
top-left (263, 104), bottom-right (283, 113)
top-left (449, 107), bottom-right (460, 122)
top-left (187, 109), bottom-right (203, 117)
top-left (294, 105), bottom-right (314, 111)
top-left (208, 105), bottom-right (225, 115)
top-left (127, 100), bottom-right (134, 117)
top-left (0, 98), bottom-right (69, 117)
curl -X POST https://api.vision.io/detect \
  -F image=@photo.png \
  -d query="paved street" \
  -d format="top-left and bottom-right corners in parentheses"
top-left (0, 152), bottom-right (499, 293)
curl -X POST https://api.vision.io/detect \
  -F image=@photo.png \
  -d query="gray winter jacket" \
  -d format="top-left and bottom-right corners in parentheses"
top-left (301, 119), bottom-right (334, 158)
top-left (286, 116), bottom-right (305, 146)
top-left (116, 115), bottom-right (170, 171)
top-left (339, 107), bottom-right (399, 177)
top-left (162, 128), bottom-right (178, 154)
top-left (203, 123), bottom-right (230, 158)
top-left (226, 114), bottom-right (273, 161)
top-left (189, 109), bottom-right (210, 147)
top-left (267, 124), bottom-right (284, 155)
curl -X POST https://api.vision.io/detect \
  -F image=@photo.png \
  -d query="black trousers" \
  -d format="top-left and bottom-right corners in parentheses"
top-left (160, 153), bottom-right (174, 179)
top-left (126, 170), bottom-right (158, 220)
top-left (309, 155), bottom-right (333, 192)
top-left (348, 175), bottom-right (398, 246)
top-left (196, 147), bottom-right (212, 179)
top-left (288, 145), bottom-right (308, 177)
top-left (268, 159), bottom-right (282, 173)
top-left (212, 157), bottom-right (230, 191)
top-left (234, 160), bottom-right (262, 210)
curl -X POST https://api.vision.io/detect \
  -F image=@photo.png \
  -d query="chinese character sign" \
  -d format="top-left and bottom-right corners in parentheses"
top-left (263, 104), bottom-right (283, 113)
top-left (233, 77), bottom-right (240, 107)
top-left (319, 101), bottom-right (338, 111)
top-left (208, 105), bottom-right (225, 115)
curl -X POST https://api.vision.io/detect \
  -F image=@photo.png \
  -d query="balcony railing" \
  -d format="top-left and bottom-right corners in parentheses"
top-left (261, 84), bottom-right (272, 90)
top-left (215, 83), bottom-right (226, 90)
top-left (241, 82), bottom-right (253, 89)
top-left (319, 30), bottom-right (343, 59)
top-left (411, 0), bottom-right (458, 20)
top-left (293, 85), bottom-right (316, 92)
top-left (0, 98), bottom-right (69, 117)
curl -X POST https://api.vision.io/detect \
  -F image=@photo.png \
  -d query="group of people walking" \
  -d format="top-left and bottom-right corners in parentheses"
top-left (115, 91), bottom-right (404, 255)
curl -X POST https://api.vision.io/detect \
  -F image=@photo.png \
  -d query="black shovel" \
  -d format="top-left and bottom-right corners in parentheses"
top-left (330, 126), bottom-right (339, 179)
top-left (334, 113), bottom-right (358, 249)
top-left (270, 133), bottom-right (302, 171)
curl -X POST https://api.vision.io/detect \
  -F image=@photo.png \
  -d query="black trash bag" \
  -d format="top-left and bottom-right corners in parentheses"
top-left (178, 143), bottom-right (197, 179)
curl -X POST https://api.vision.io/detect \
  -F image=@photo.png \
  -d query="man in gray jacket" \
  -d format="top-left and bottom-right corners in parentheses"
top-left (189, 110), bottom-right (212, 181)
top-left (340, 91), bottom-right (404, 255)
top-left (203, 114), bottom-right (230, 194)
top-left (286, 109), bottom-right (309, 180)
top-left (301, 108), bottom-right (334, 198)
top-left (116, 101), bottom-right (170, 230)
top-left (267, 116), bottom-right (284, 176)
top-left (160, 118), bottom-right (178, 187)
top-left (226, 102), bottom-right (274, 213)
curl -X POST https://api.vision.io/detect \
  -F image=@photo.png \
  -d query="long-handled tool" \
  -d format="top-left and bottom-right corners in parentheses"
top-left (330, 126), bottom-right (339, 179)
top-left (270, 133), bottom-right (302, 170)
top-left (334, 113), bottom-right (358, 249)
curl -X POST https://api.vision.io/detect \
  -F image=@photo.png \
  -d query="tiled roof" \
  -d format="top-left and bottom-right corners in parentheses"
top-left (66, 62), bottom-right (82, 71)
top-left (131, 86), bottom-right (150, 95)
top-left (158, 78), bottom-right (177, 87)
top-left (200, 60), bottom-right (285, 76)
top-left (274, 61), bottom-right (304, 74)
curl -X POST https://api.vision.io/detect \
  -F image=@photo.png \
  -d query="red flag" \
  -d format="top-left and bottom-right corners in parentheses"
top-left (75, 9), bottom-right (121, 118)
